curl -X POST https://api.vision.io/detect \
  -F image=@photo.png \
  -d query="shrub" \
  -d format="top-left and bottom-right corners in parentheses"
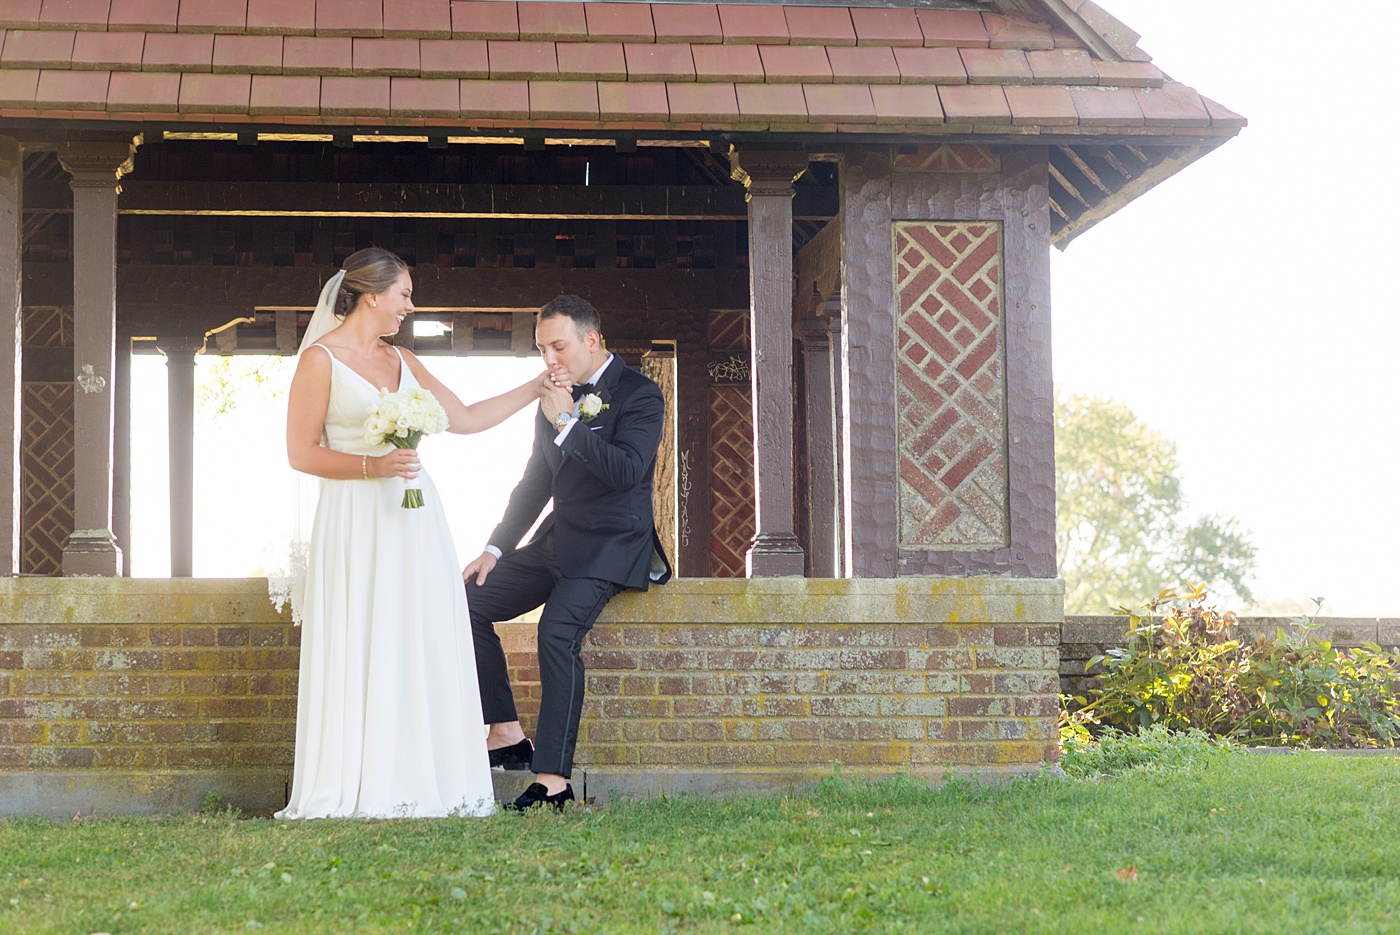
top-left (1063, 584), bottom-right (1400, 749)
top-left (1060, 723), bottom-right (1226, 779)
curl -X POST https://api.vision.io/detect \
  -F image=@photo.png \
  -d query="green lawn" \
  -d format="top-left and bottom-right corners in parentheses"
top-left (4, 748), bottom-right (1400, 934)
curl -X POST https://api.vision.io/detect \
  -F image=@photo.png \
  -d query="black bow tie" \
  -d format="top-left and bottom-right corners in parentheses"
top-left (571, 383), bottom-right (593, 401)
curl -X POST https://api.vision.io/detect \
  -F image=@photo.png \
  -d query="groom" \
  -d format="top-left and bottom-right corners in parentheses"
top-left (462, 294), bottom-right (671, 811)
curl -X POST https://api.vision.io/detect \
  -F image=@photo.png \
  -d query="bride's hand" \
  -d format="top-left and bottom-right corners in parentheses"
top-left (373, 449), bottom-right (420, 479)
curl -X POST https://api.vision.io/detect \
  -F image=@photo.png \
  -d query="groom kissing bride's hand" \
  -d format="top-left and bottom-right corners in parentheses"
top-left (461, 294), bottom-right (672, 812)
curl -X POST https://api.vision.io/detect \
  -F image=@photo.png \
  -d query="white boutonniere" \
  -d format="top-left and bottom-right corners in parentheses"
top-left (578, 393), bottom-right (609, 422)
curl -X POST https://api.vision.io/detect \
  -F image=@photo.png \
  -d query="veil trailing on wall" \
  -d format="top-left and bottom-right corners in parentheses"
top-left (265, 270), bottom-right (345, 625)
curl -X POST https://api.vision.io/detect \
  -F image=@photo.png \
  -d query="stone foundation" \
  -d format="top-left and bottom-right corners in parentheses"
top-left (2, 576), bottom-right (1062, 814)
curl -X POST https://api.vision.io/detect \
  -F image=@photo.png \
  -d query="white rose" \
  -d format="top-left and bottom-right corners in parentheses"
top-left (579, 393), bottom-right (603, 418)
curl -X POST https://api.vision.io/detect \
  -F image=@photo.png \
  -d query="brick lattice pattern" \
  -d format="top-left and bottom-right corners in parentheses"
top-left (707, 309), bottom-right (754, 577)
top-left (20, 385), bottom-right (75, 576)
top-left (894, 221), bottom-right (1010, 549)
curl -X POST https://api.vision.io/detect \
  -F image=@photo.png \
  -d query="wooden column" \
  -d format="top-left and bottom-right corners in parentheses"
top-left (730, 146), bottom-right (807, 577)
top-left (673, 317), bottom-right (712, 577)
top-left (113, 329), bottom-right (132, 576)
top-left (56, 135), bottom-right (140, 577)
top-left (795, 314), bottom-right (840, 578)
top-left (838, 148), bottom-right (897, 578)
top-left (0, 137), bottom-right (21, 576)
top-left (161, 337), bottom-right (200, 578)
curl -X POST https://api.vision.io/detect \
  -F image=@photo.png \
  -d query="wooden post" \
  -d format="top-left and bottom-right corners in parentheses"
top-left (795, 315), bottom-right (839, 578)
top-left (113, 328), bottom-right (132, 576)
top-left (673, 310), bottom-right (712, 577)
top-left (161, 336), bottom-right (201, 578)
top-left (729, 146), bottom-right (807, 577)
top-left (57, 135), bottom-right (140, 577)
top-left (641, 352), bottom-right (677, 563)
top-left (0, 137), bottom-right (21, 576)
top-left (838, 148), bottom-right (897, 578)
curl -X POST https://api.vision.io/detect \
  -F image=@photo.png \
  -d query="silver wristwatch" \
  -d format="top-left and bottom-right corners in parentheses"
top-left (552, 411), bottom-right (575, 431)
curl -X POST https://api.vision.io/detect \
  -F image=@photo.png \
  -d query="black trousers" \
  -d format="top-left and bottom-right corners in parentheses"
top-left (468, 531), bottom-right (621, 777)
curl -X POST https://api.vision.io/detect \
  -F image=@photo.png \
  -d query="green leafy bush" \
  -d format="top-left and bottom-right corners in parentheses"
top-left (1063, 584), bottom-right (1400, 749)
top-left (1060, 724), bottom-right (1226, 779)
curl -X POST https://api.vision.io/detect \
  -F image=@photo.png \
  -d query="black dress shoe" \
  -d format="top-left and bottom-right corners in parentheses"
top-left (488, 738), bottom-right (534, 770)
top-left (507, 782), bottom-right (575, 812)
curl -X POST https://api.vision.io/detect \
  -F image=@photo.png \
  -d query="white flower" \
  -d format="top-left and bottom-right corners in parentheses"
top-left (579, 393), bottom-right (604, 418)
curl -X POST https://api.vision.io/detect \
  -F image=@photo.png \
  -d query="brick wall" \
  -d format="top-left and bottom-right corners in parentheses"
top-left (1060, 615), bottom-right (1400, 694)
top-left (3, 576), bottom-right (1063, 812)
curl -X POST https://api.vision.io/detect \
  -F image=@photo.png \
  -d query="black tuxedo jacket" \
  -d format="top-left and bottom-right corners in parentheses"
top-left (488, 357), bottom-right (672, 590)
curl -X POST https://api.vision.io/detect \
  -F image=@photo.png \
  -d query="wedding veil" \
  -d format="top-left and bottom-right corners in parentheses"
top-left (266, 270), bottom-right (345, 624)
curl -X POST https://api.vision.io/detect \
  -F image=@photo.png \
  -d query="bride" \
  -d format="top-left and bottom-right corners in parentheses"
top-left (274, 247), bottom-right (543, 819)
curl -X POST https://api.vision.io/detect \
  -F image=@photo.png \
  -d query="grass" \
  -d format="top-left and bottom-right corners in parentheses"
top-left (4, 746), bottom-right (1400, 934)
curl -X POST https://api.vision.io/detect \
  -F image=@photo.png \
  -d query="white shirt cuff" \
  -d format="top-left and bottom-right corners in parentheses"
top-left (553, 417), bottom-right (577, 446)
top-left (484, 545), bottom-right (502, 560)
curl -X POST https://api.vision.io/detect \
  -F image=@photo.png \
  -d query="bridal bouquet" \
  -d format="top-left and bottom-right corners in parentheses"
top-left (363, 387), bottom-right (449, 508)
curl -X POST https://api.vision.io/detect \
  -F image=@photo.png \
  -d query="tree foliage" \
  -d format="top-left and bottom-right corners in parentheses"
top-left (194, 355), bottom-right (288, 421)
top-left (1055, 393), bottom-right (1257, 613)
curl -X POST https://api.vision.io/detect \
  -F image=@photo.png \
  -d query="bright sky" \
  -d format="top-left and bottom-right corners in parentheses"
top-left (1050, 0), bottom-right (1400, 613)
top-left (131, 0), bottom-right (1399, 613)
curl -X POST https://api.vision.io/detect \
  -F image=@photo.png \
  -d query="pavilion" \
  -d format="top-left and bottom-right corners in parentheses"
top-left (0, 0), bottom-right (1242, 812)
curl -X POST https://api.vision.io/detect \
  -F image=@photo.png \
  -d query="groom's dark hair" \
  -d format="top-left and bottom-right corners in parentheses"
top-left (538, 294), bottom-right (602, 342)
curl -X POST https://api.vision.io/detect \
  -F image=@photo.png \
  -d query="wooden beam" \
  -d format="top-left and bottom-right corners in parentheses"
top-left (22, 180), bottom-right (838, 221)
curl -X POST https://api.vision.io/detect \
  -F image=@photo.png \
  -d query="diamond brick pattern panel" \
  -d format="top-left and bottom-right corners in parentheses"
top-left (709, 385), bottom-right (755, 577)
top-left (21, 384), bottom-right (75, 576)
top-left (895, 220), bottom-right (1009, 549)
top-left (708, 309), bottom-right (748, 352)
top-left (893, 144), bottom-right (1001, 174)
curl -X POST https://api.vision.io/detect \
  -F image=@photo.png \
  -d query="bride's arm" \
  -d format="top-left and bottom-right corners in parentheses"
top-left (286, 350), bottom-right (420, 480)
top-left (401, 351), bottom-right (546, 436)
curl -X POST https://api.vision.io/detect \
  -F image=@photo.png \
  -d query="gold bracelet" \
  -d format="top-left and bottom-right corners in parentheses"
top-left (361, 455), bottom-right (368, 479)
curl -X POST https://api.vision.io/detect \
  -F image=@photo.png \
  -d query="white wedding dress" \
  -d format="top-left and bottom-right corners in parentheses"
top-left (277, 345), bottom-right (495, 819)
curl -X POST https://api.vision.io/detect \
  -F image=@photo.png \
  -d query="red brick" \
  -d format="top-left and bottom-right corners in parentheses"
top-left (1026, 48), bottom-right (1095, 85)
top-left (827, 45), bottom-right (898, 84)
top-left (386, 75), bottom-right (454, 116)
top-left (916, 9), bottom-right (988, 48)
top-left (517, 1), bottom-right (585, 41)
top-left (2, 29), bottom-right (76, 68)
top-left (556, 40), bottom-right (624, 80)
top-left (315, 0), bottom-right (381, 37)
top-left (450, 1), bottom-right (516, 40)
top-left (1004, 84), bottom-right (1076, 126)
top-left (0, 1), bottom-right (42, 29)
top-left (383, 0), bottom-right (450, 39)
top-left (1094, 59), bottom-right (1163, 89)
top-left (663, 79), bottom-right (733, 123)
top-left (691, 43), bottom-right (762, 83)
top-left (716, 5), bottom-right (787, 45)
top-left (249, 73), bottom-right (317, 114)
top-left (757, 44), bottom-right (829, 83)
top-left (72, 29), bottom-right (149, 70)
top-left (1051, 28), bottom-right (1085, 50)
top-left (1135, 83), bottom-right (1209, 128)
top-left (585, 2), bottom-right (652, 42)
top-left (177, 0), bottom-right (246, 33)
top-left (246, 0), bottom-right (314, 36)
top-left (733, 81), bottom-right (803, 122)
top-left (870, 83), bottom-right (941, 125)
top-left (178, 71), bottom-right (250, 112)
top-left (960, 47), bottom-right (1031, 85)
top-left (458, 77), bottom-right (526, 118)
top-left (488, 40), bottom-right (556, 79)
top-left (142, 31), bottom-right (213, 71)
top-left (106, 68), bottom-right (176, 109)
top-left (39, 0), bottom-right (109, 29)
top-left (890, 46), bottom-right (964, 85)
top-left (651, 3), bottom-right (719, 44)
top-left (802, 83), bottom-right (873, 123)
top-left (851, 7), bottom-right (920, 47)
top-left (35, 67), bottom-right (108, 109)
top-left (597, 78), bottom-right (666, 120)
top-left (982, 12), bottom-right (1053, 51)
top-left (624, 42), bottom-right (692, 81)
top-left (353, 38), bottom-right (419, 76)
top-left (1069, 85), bottom-right (1143, 125)
top-left (283, 36), bottom-right (351, 75)
top-left (108, 0), bottom-right (176, 31)
top-left (1202, 94), bottom-right (1246, 129)
top-left (937, 83), bottom-right (1009, 125)
top-left (419, 38), bottom-right (487, 77)
top-left (213, 34), bottom-right (281, 74)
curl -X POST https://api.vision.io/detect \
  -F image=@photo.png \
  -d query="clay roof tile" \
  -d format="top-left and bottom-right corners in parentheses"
top-left (72, 29), bottom-right (146, 70)
top-left (108, 68), bottom-right (180, 110)
top-left (108, 0), bottom-right (178, 33)
top-left (937, 83), bottom-right (1010, 124)
top-left (419, 38), bottom-right (487, 78)
top-left (352, 38), bottom-right (420, 76)
top-left (827, 45), bottom-right (899, 84)
top-left (585, 3), bottom-right (653, 43)
top-left (320, 74), bottom-right (388, 115)
top-left (650, 4), bottom-right (719, 44)
top-left (556, 40), bottom-right (625, 80)
top-left (177, 0), bottom-right (246, 34)
top-left (757, 44), bottom-right (830, 84)
top-left (1094, 59), bottom-right (1164, 89)
top-left (1135, 82), bottom-right (1209, 128)
top-left (39, 0), bottom-right (110, 30)
top-left (892, 46), bottom-right (965, 85)
top-left (869, 83), bottom-right (941, 124)
top-left (248, 73), bottom-right (319, 114)
top-left (450, 2), bottom-right (517, 41)
top-left (314, 0), bottom-right (382, 39)
top-left (246, 0), bottom-right (314, 36)
top-left (783, 6), bottom-right (854, 47)
top-left (666, 80), bottom-right (737, 121)
top-left (624, 42), bottom-right (694, 82)
top-left (1026, 48), bottom-right (1095, 85)
top-left (142, 31), bottom-right (213, 71)
top-left (735, 81), bottom-right (806, 122)
top-left (959, 48), bottom-right (1032, 86)
top-left (36, 67), bottom-right (110, 108)
top-left (691, 42), bottom-right (763, 83)
top-left (212, 34), bottom-right (282, 74)
top-left (0, 68), bottom-right (40, 106)
top-left (1004, 84), bottom-right (1076, 126)
top-left (1068, 85), bottom-right (1144, 125)
top-left (177, 71), bottom-right (251, 112)
top-left (384, 0), bottom-right (451, 40)
top-left (914, 9), bottom-right (987, 48)
top-left (717, 5), bottom-right (787, 45)
top-left (389, 75), bottom-right (458, 116)
top-left (487, 40), bottom-right (557, 80)
top-left (981, 12), bottom-right (1053, 51)
top-left (282, 36), bottom-right (351, 75)
top-left (1201, 94), bottom-right (1246, 130)
top-left (2, 29), bottom-right (77, 68)
top-left (803, 82), bottom-right (875, 122)
top-left (517, 2), bottom-right (586, 42)
top-left (459, 77), bottom-right (527, 118)
top-left (529, 79), bottom-right (598, 119)
top-left (850, 7), bottom-right (921, 47)
top-left (598, 79), bottom-right (668, 119)
top-left (0, 2), bottom-right (43, 31)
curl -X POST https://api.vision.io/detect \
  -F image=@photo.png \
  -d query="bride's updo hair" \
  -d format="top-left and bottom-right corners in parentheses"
top-left (335, 247), bottom-right (409, 319)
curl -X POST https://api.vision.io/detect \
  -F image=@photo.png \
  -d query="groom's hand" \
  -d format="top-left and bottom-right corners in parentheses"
top-left (462, 551), bottom-right (497, 586)
top-left (540, 370), bottom-right (574, 424)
